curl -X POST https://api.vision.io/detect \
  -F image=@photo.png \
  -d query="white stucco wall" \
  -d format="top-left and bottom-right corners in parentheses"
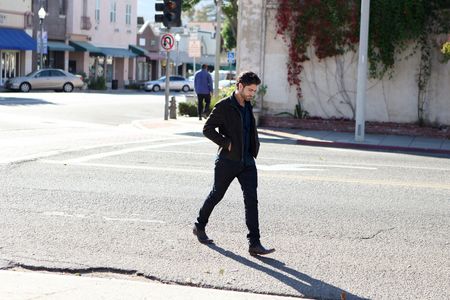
top-left (236, 0), bottom-right (264, 76)
top-left (237, 0), bottom-right (450, 125)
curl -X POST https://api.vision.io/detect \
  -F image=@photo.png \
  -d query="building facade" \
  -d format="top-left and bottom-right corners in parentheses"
top-left (32, 0), bottom-right (70, 71)
top-left (132, 20), bottom-right (163, 82)
top-left (0, 0), bottom-right (35, 85)
top-left (237, 0), bottom-right (450, 126)
top-left (66, 0), bottom-right (138, 88)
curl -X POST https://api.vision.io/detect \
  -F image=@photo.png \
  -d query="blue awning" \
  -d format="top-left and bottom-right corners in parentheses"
top-left (99, 47), bottom-right (137, 58)
top-left (0, 28), bottom-right (36, 50)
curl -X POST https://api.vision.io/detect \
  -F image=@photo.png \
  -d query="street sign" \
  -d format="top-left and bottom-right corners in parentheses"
top-left (227, 51), bottom-right (235, 63)
top-left (188, 39), bottom-right (201, 58)
top-left (160, 33), bottom-right (175, 51)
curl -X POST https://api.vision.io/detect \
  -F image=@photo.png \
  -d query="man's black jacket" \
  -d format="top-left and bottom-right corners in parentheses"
top-left (203, 93), bottom-right (260, 162)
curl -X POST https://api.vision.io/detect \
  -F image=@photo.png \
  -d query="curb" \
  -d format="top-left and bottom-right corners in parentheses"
top-left (296, 139), bottom-right (450, 155)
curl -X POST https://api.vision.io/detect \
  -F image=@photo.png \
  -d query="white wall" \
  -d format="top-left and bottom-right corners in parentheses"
top-left (237, 0), bottom-right (450, 125)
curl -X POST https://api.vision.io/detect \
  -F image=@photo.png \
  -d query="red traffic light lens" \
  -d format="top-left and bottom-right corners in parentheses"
top-left (167, 1), bottom-right (176, 10)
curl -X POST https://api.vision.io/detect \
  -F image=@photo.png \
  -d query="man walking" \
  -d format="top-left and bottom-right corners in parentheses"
top-left (194, 64), bottom-right (213, 120)
top-left (193, 71), bottom-right (275, 256)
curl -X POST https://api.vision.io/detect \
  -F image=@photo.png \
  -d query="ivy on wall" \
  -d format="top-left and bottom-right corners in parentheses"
top-left (276, 0), bottom-right (450, 122)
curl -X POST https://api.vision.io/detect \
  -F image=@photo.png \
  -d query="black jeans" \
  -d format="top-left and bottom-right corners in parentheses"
top-left (197, 93), bottom-right (211, 117)
top-left (195, 158), bottom-right (260, 245)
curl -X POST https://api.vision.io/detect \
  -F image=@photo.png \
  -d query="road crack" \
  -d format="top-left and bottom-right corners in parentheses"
top-left (359, 227), bottom-right (395, 240)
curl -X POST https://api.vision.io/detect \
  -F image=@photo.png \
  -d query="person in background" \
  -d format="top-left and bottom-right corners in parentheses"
top-left (194, 64), bottom-right (213, 120)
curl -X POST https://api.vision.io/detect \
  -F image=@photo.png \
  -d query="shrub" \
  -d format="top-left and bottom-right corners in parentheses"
top-left (88, 77), bottom-right (107, 90)
top-left (179, 102), bottom-right (198, 117)
top-left (178, 86), bottom-right (236, 117)
top-left (125, 83), bottom-right (141, 90)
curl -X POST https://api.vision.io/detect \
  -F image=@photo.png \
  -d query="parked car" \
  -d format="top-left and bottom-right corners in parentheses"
top-left (4, 69), bottom-right (84, 92)
top-left (218, 79), bottom-right (236, 89)
top-left (144, 76), bottom-right (194, 92)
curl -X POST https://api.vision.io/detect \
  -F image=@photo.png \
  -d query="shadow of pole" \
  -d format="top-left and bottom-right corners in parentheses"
top-left (207, 244), bottom-right (369, 300)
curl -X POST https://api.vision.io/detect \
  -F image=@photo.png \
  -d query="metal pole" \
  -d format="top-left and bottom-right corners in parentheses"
top-left (176, 41), bottom-right (179, 75)
top-left (193, 57), bottom-right (196, 74)
top-left (355, 0), bottom-right (371, 142)
top-left (164, 50), bottom-right (171, 120)
top-left (40, 20), bottom-right (43, 70)
top-left (214, 0), bottom-right (222, 98)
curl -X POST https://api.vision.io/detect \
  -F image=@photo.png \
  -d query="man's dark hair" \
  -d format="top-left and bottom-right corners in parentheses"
top-left (236, 71), bottom-right (261, 87)
top-left (202, 64), bottom-right (208, 70)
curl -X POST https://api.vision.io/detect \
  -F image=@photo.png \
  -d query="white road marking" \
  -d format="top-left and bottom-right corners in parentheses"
top-left (43, 211), bottom-right (87, 218)
top-left (257, 164), bottom-right (376, 171)
top-left (0, 137), bottom-right (181, 164)
top-left (143, 149), bottom-right (450, 171)
top-left (42, 161), bottom-right (213, 174)
top-left (62, 139), bottom-right (207, 164)
top-left (42, 211), bottom-right (165, 224)
top-left (103, 217), bottom-right (165, 224)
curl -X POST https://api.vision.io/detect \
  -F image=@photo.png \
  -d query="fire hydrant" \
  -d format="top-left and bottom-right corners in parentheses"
top-left (169, 96), bottom-right (177, 119)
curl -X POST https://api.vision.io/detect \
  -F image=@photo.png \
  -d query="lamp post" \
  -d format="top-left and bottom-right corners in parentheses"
top-left (38, 7), bottom-right (46, 70)
top-left (175, 33), bottom-right (181, 75)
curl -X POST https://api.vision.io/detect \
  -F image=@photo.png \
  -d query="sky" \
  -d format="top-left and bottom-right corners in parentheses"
top-left (137, 0), bottom-right (214, 22)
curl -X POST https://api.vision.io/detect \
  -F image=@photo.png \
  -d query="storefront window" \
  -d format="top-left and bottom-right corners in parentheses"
top-left (0, 51), bottom-right (19, 85)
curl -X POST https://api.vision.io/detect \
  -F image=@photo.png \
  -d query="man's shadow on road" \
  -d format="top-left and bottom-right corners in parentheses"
top-left (207, 244), bottom-right (368, 300)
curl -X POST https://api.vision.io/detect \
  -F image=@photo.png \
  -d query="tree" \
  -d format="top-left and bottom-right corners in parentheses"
top-left (183, 0), bottom-right (238, 51)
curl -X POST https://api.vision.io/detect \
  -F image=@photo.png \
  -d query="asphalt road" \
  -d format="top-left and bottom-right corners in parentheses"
top-left (0, 92), bottom-right (449, 300)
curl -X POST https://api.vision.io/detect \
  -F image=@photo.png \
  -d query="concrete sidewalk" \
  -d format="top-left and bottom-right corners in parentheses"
top-left (133, 117), bottom-right (450, 155)
top-left (0, 270), bottom-right (302, 300)
top-left (135, 117), bottom-right (450, 155)
top-left (258, 128), bottom-right (450, 155)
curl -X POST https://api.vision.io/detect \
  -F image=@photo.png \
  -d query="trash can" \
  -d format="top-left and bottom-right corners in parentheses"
top-left (111, 79), bottom-right (118, 90)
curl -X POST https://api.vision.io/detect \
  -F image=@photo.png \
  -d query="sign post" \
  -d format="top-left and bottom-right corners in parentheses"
top-left (161, 33), bottom-right (175, 120)
top-left (189, 39), bottom-right (201, 75)
top-left (227, 51), bottom-right (235, 85)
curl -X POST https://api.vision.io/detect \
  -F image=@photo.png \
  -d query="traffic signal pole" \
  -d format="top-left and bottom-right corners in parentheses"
top-left (155, 0), bottom-right (182, 120)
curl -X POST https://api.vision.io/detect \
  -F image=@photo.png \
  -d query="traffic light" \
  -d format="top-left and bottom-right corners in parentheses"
top-left (155, 0), bottom-right (182, 28)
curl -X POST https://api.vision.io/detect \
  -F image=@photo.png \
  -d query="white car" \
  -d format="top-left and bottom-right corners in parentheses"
top-left (218, 79), bottom-right (236, 89)
top-left (144, 76), bottom-right (194, 92)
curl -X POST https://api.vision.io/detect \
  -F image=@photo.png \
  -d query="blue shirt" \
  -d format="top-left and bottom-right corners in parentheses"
top-left (194, 69), bottom-right (213, 94)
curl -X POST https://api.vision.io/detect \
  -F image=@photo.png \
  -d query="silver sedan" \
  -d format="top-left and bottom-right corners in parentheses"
top-left (144, 76), bottom-right (194, 92)
top-left (4, 69), bottom-right (84, 92)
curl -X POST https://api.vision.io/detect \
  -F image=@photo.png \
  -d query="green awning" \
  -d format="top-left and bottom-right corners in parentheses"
top-left (129, 44), bottom-right (150, 56)
top-left (69, 40), bottom-right (102, 54)
top-left (99, 47), bottom-right (137, 58)
top-left (47, 41), bottom-right (74, 52)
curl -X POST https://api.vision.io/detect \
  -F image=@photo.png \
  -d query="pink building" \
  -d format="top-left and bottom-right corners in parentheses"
top-left (66, 0), bottom-right (137, 88)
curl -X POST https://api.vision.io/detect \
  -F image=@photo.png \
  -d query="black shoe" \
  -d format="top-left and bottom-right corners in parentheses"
top-left (249, 243), bottom-right (275, 256)
top-left (193, 226), bottom-right (214, 244)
